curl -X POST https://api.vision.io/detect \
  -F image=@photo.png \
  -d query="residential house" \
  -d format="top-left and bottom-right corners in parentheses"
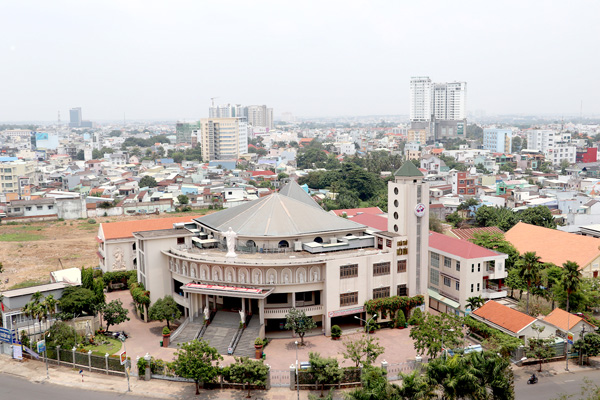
top-left (542, 308), bottom-right (596, 340)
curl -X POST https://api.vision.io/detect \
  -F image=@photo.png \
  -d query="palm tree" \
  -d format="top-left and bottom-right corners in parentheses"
top-left (43, 294), bottom-right (57, 332)
top-left (562, 261), bottom-right (582, 315)
top-left (517, 252), bottom-right (541, 315)
top-left (466, 296), bottom-right (485, 311)
top-left (397, 370), bottom-right (435, 399)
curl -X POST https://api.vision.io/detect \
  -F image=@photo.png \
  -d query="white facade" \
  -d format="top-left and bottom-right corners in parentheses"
top-left (410, 76), bottom-right (432, 122)
top-left (432, 82), bottom-right (467, 121)
top-left (199, 117), bottom-right (248, 162)
top-left (526, 129), bottom-right (576, 165)
top-left (483, 128), bottom-right (513, 153)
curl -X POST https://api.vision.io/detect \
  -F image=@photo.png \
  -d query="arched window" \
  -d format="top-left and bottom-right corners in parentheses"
top-left (278, 240), bottom-right (289, 248)
top-left (313, 237), bottom-right (323, 244)
top-left (246, 240), bottom-right (256, 248)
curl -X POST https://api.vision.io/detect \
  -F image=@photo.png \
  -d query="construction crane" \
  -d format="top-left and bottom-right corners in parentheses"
top-left (210, 97), bottom-right (219, 107)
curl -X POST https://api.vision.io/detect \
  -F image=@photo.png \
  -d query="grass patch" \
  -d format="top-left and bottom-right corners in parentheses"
top-left (0, 232), bottom-right (44, 241)
top-left (9, 279), bottom-right (48, 290)
top-left (81, 336), bottom-right (122, 356)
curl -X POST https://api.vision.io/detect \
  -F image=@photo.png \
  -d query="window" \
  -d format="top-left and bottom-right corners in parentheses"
top-left (443, 276), bottom-right (451, 287)
top-left (471, 284), bottom-right (474, 293)
top-left (25, 207), bottom-right (31, 211)
top-left (340, 264), bottom-right (358, 279)
top-left (373, 262), bottom-right (390, 276)
top-left (477, 283), bottom-right (480, 292)
top-left (177, 237), bottom-right (185, 245)
top-left (477, 263), bottom-right (481, 272)
top-left (373, 287), bottom-right (390, 299)
top-left (397, 260), bottom-right (407, 273)
top-left (456, 261), bottom-right (460, 271)
top-left (397, 284), bottom-right (408, 296)
top-left (431, 253), bottom-right (440, 268)
top-left (340, 292), bottom-right (358, 306)
top-left (455, 282), bottom-right (460, 290)
top-left (430, 268), bottom-right (439, 286)
top-left (37, 206), bottom-right (43, 210)
top-left (14, 208), bottom-right (20, 212)
top-left (471, 264), bottom-right (474, 273)
top-left (444, 257), bottom-right (451, 268)
top-left (48, 205), bottom-right (53, 210)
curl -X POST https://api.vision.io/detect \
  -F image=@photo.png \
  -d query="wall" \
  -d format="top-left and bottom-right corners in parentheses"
top-left (56, 198), bottom-right (86, 220)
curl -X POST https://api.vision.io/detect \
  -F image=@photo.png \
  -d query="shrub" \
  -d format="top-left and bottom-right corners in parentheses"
top-left (255, 337), bottom-right (263, 346)
top-left (331, 325), bottom-right (342, 338)
top-left (408, 308), bottom-right (424, 325)
top-left (163, 326), bottom-right (171, 335)
top-left (88, 219), bottom-right (96, 224)
top-left (394, 310), bottom-right (406, 328)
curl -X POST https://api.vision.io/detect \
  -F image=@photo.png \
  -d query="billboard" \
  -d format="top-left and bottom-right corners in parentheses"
top-left (35, 132), bottom-right (49, 141)
top-left (457, 123), bottom-right (464, 135)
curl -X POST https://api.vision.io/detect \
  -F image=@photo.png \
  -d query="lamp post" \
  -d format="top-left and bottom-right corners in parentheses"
top-left (45, 331), bottom-right (50, 379)
top-left (354, 313), bottom-right (378, 333)
top-left (566, 311), bottom-right (571, 372)
top-left (295, 340), bottom-right (299, 400)
top-left (441, 329), bottom-right (455, 361)
top-left (119, 334), bottom-right (130, 392)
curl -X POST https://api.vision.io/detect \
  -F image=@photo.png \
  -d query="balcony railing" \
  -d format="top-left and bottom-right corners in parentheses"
top-left (264, 304), bottom-right (323, 317)
top-left (481, 288), bottom-right (508, 300)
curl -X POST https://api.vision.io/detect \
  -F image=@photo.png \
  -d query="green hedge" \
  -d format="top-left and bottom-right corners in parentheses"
top-left (102, 270), bottom-right (137, 287)
top-left (364, 295), bottom-right (424, 320)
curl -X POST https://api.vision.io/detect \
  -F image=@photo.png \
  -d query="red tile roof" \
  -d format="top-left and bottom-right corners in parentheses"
top-left (543, 308), bottom-right (595, 331)
top-left (472, 300), bottom-right (536, 333)
top-left (101, 216), bottom-right (202, 240)
top-left (251, 170), bottom-right (276, 177)
top-left (429, 231), bottom-right (499, 259)
top-left (331, 207), bottom-right (383, 217)
top-left (450, 226), bottom-right (504, 241)
top-left (349, 213), bottom-right (388, 231)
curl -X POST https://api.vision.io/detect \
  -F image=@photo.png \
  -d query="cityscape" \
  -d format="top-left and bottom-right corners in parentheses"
top-left (1, 1), bottom-right (600, 400)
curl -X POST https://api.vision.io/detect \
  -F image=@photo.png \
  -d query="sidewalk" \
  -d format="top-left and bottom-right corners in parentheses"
top-left (513, 357), bottom-right (600, 381)
top-left (0, 354), bottom-right (349, 399)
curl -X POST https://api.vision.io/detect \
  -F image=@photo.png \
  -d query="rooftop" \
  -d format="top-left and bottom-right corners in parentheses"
top-left (100, 215), bottom-right (203, 240)
top-left (505, 222), bottom-right (600, 268)
top-left (543, 308), bottom-right (595, 331)
top-left (429, 231), bottom-right (501, 259)
top-left (2, 281), bottom-right (71, 298)
top-left (331, 207), bottom-right (384, 217)
top-left (472, 300), bottom-right (536, 334)
top-left (449, 226), bottom-right (505, 241)
top-left (394, 161), bottom-right (424, 178)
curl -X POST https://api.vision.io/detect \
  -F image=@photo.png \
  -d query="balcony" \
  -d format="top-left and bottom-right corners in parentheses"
top-left (263, 304), bottom-right (323, 318)
top-left (481, 288), bottom-right (508, 300)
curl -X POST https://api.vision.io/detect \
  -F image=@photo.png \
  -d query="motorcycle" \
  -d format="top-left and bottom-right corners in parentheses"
top-left (527, 375), bottom-right (538, 385)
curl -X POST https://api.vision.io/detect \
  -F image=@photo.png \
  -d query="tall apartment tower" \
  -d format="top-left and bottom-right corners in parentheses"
top-left (387, 162), bottom-right (430, 295)
top-left (199, 118), bottom-right (248, 162)
top-left (69, 107), bottom-right (82, 128)
top-left (483, 128), bottom-right (513, 153)
top-left (432, 82), bottom-right (467, 121)
top-left (246, 105), bottom-right (273, 130)
top-left (409, 77), bottom-right (432, 122)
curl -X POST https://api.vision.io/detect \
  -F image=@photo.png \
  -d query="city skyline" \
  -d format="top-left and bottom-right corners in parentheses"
top-left (1, 1), bottom-right (599, 122)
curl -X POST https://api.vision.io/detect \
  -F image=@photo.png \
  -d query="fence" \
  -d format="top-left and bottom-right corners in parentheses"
top-left (22, 345), bottom-right (134, 377)
top-left (270, 369), bottom-right (291, 387)
top-left (384, 360), bottom-right (421, 381)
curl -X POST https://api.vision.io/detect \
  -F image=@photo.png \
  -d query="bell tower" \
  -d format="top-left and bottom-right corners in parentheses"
top-left (387, 162), bottom-right (429, 295)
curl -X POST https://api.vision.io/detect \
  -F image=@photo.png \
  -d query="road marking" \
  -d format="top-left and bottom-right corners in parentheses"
top-left (564, 379), bottom-right (575, 382)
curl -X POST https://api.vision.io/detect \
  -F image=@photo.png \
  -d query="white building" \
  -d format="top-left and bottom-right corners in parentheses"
top-left (483, 128), bottom-right (513, 153)
top-left (526, 129), bottom-right (576, 165)
top-left (246, 105), bottom-right (274, 130)
top-left (199, 117), bottom-right (248, 162)
top-left (410, 77), bottom-right (432, 122)
top-left (428, 232), bottom-right (508, 315)
top-left (432, 82), bottom-right (467, 121)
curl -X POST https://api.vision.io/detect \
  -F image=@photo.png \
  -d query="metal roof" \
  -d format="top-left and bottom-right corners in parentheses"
top-left (194, 193), bottom-right (366, 237)
top-left (394, 161), bottom-right (424, 177)
top-left (278, 180), bottom-right (321, 209)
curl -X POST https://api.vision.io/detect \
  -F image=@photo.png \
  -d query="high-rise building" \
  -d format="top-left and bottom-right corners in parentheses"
top-left (409, 77), bottom-right (432, 122)
top-left (209, 104), bottom-right (247, 119)
top-left (246, 105), bottom-right (273, 130)
top-left (483, 129), bottom-right (513, 153)
top-left (210, 103), bottom-right (272, 130)
top-left (176, 121), bottom-right (201, 144)
top-left (409, 77), bottom-right (467, 141)
top-left (199, 118), bottom-right (248, 162)
top-left (526, 129), bottom-right (576, 165)
top-left (69, 107), bottom-right (82, 128)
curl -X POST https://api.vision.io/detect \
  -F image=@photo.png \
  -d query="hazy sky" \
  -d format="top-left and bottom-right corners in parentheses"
top-left (1, 1), bottom-right (599, 122)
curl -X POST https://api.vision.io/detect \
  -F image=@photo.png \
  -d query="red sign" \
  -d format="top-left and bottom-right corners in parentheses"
top-left (184, 283), bottom-right (262, 294)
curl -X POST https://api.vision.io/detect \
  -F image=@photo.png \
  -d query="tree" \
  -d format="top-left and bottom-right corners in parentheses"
top-left (519, 206), bottom-right (557, 229)
top-left (396, 370), bottom-right (435, 400)
top-left (347, 366), bottom-right (402, 400)
top-left (525, 324), bottom-right (555, 372)
top-left (81, 266), bottom-right (94, 290)
top-left (516, 252), bottom-right (542, 315)
top-left (445, 212), bottom-right (464, 227)
top-left (59, 286), bottom-right (97, 316)
top-left (409, 312), bottom-right (464, 359)
top-left (177, 194), bottom-right (189, 205)
top-left (466, 296), bottom-right (485, 311)
top-left (562, 260), bottom-right (582, 319)
top-left (277, 172), bottom-right (289, 181)
top-left (172, 339), bottom-right (223, 395)
top-left (139, 175), bottom-right (157, 188)
top-left (102, 299), bottom-right (130, 332)
top-left (284, 308), bottom-right (317, 346)
top-left (560, 159), bottom-right (571, 175)
top-left (475, 206), bottom-right (519, 232)
top-left (429, 215), bottom-right (444, 233)
top-left (224, 357), bottom-right (269, 398)
top-left (511, 136), bottom-right (523, 153)
top-left (148, 295), bottom-right (182, 330)
top-left (45, 321), bottom-right (78, 349)
top-left (342, 334), bottom-right (385, 368)
top-left (470, 232), bottom-right (520, 270)
top-left (76, 149), bottom-right (85, 160)
top-left (506, 268), bottom-right (527, 299)
top-left (457, 197), bottom-right (479, 211)
top-left (308, 352), bottom-right (343, 397)
top-left (0, 261), bottom-right (3, 274)
top-left (573, 332), bottom-right (600, 365)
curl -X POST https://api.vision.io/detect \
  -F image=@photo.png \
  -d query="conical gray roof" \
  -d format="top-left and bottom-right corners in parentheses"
top-left (394, 161), bottom-right (424, 177)
top-left (278, 180), bottom-right (321, 209)
top-left (195, 193), bottom-right (366, 237)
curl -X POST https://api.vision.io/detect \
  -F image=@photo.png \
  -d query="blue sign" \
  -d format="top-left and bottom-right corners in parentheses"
top-left (0, 327), bottom-right (16, 343)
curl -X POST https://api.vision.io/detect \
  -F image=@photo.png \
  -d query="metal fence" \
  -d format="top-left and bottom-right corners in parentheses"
top-left (385, 360), bottom-right (421, 381)
top-left (269, 369), bottom-right (291, 387)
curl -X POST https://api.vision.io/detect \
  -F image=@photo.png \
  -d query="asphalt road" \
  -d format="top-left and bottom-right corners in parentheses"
top-left (515, 369), bottom-right (600, 400)
top-left (0, 373), bottom-right (148, 400)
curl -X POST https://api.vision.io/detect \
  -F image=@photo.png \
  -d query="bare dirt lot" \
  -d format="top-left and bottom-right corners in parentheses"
top-left (0, 211), bottom-right (210, 291)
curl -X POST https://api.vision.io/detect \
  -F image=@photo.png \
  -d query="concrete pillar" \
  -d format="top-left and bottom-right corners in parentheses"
top-left (292, 292), bottom-right (296, 308)
top-left (381, 360), bottom-right (388, 373)
top-left (259, 299), bottom-right (265, 325)
top-left (242, 297), bottom-right (246, 314)
top-left (88, 350), bottom-right (92, 372)
top-left (56, 345), bottom-right (61, 367)
top-left (190, 294), bottom-right (194, 322)
top-left (289, 364), bottom-right (296, 390)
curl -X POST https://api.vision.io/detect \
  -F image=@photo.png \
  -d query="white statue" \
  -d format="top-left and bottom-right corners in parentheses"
top-left (227, 271), bottom-right (232, 282)
top-left (223, 227), bottom-right (238, 258)
top-left (299, 271), bottom-right (305, 283)
top-left (112, 247), bottom-right (126, 271)
top-left (191, 268), bottom-right (197, 278)
top-left (204, 306), bottom-right (210, 321)
top-left (253, 271), bottom-right (261, 284)
top-left (269, 274), bottom-right (275, 284)
top-left (201, 268), bottom-right (206, 280)
top-left (213, 270), bottom-right (220, 281)
top-left (240, 272), bottom-right (246, 284)
top-left (313, 271), bottom-right (318, 281)
top-left (239, 310), bottom-right (246, 324)
top-left (284, 273), bottom-right (290, 284)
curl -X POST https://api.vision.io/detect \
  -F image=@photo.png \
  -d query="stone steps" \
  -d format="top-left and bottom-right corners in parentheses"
top-left (235, 317), bottom-right (261, 358)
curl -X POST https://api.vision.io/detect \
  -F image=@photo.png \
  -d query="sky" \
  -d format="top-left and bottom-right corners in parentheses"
top-left (1, 0), bottom-right (599, 122)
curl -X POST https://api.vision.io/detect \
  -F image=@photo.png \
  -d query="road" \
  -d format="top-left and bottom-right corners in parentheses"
top-left (515, 369), bottom-right (600, 399)
top-left (0, 374), bottom-right (148, 400)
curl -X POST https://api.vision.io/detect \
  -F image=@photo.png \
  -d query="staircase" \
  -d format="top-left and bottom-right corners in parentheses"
top-left (234, 316), bottom-right (261, 358)
top-left (169, 319), bottom-right (204, 348)
top-left (201, 312), bottom-right (241, 355)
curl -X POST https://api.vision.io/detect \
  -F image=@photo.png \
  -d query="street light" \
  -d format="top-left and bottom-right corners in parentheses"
top-left (354, 313), bottom-right (377, 333)
top-left (119, 334), bottom-right (130, 392)
top-left (441, 329), bottom-right (455, 361)
top-left (295, 340), bottom-right (299, 400)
